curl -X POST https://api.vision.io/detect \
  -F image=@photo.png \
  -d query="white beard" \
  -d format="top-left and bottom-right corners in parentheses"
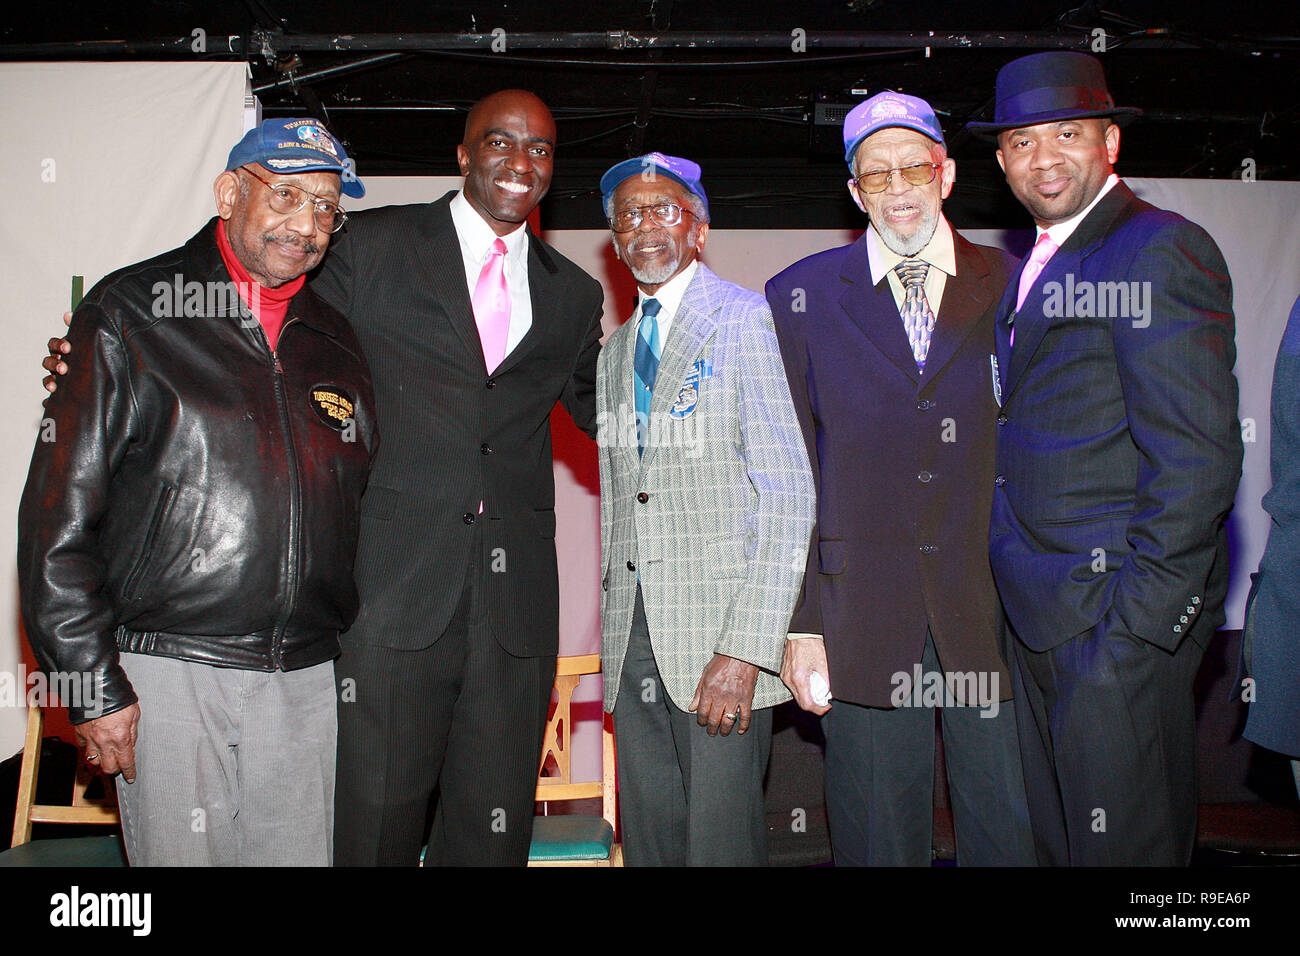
top-left (619, 223), bottom-right (698, 286)
top-left (874, 205), bottom-right (939, 258)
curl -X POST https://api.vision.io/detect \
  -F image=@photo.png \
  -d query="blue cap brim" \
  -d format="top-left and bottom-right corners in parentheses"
top-left (599, 159), bottom-right (707, 216)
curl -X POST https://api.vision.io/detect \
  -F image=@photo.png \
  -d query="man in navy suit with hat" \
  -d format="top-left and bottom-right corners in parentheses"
top-left (968, 52), bottom-right (1242, 865)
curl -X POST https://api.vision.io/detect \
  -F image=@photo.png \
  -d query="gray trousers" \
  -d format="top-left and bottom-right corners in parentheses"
top-left (115, 652), bottom-right (337, 866)
top-left (823, 631), bottom-right (1035, 866)
top-left (612, 587), bottom-right (772, 866)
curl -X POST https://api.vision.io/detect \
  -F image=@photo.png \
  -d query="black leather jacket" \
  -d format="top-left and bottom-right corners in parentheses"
top-left (18, 219), bottom-right (378, 723)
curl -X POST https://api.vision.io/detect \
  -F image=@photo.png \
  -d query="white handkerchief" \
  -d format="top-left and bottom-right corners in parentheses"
top-left (809, 670), bottom-right (832, 707)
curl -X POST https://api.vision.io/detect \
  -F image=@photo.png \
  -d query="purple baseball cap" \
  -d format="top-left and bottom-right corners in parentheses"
top-left (843, 92), bottom-right (945, 167)
top-left (226, 118), bottom-right (365, 198)
top-left (599, 152), bottom-right (709, 218)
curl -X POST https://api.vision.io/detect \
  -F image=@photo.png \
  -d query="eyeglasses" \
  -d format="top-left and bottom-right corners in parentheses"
top-left (239, 166), bottom-right (348, 233)
top-left (609, 202), bottom-right (692, 234)
top-left (850, 162), bottom-right (940, 195)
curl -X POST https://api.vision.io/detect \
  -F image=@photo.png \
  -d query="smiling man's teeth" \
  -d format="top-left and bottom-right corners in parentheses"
top-left (497, 180), bottom-right (530, 194)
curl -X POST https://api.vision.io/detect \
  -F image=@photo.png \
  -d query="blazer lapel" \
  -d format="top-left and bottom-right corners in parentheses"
top-left (1006, 244), bottom-right (1081, 392)
top-left (1003, 182), bottom-right (1137, 399)
top-left (639, 264), bottom-right (717, 476)
top-left (919, 234), bottom-right (993, 383)
top-left (609, 307), bottom-right (641, 475)
top-left (836, 236), bottom-right (921, 386)
top-left (994, 270), bottom-right (1017, 396)
top-left (493, 229), bottom-right (562, 377)
top-left (420, 192), bottom-right (484, 363)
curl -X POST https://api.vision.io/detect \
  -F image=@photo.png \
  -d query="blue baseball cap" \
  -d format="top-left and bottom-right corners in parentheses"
top-left (599, 152), bottom-right (709, 219)
top-left (226, 118), bottom-right (365, 198)
top-left (843, 92), bottom-right (945, 167)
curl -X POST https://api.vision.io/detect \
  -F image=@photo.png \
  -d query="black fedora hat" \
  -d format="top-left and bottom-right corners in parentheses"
top-left (966, 51), bottom-right (1142, 139)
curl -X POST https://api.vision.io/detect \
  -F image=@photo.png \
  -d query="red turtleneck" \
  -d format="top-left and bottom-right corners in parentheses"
top-left (215, 218), bottom-right (305, 352)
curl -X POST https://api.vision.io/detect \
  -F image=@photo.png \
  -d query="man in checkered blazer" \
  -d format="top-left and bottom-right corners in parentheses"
top-left (595, 153), bottom-right (815, 866)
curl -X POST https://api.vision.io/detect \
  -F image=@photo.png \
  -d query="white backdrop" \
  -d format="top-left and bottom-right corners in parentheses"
top-left (1, 62), bottom-right (1295, 769)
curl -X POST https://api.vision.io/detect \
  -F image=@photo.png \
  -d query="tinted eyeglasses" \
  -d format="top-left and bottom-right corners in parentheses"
top-left (850, 162), bottom-right (940, 195)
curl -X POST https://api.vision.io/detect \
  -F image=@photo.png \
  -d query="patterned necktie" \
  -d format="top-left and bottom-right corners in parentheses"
top-left (893, 258), bottom-right (935, 372)
top-left (472, 237), bottom-right (511, 373)
top-left (1011, 233), bottom-right (1059, 348)
top-left (634, 298), bottom-right (663, 457)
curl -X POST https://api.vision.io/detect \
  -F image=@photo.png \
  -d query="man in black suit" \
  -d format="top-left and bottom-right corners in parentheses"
top-left (766, 92), bottom-right (1033, 866)
top-left (968, 52), bottom-right (1242, 865)
top-left (310, 90), bottom-right (604, 866)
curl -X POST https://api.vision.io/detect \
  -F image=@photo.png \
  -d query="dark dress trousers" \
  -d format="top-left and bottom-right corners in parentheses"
top-left (308, 193), bottom-right (604, 865)
top-left (767, 229), bottom-right (1034, 865)
top-left (990, 181), bottom-right (1243, 865)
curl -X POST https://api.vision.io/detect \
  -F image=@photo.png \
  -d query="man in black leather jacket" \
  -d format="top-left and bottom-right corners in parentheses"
top-left (17, 119), bottom-right (377, 865)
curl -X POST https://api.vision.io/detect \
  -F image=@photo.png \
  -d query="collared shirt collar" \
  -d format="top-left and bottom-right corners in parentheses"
top-left (1039, 173), bottom-right (1120, 249)
top-left (866, 215), bottom-right (957, 286)
top-left (636, 259), bottom-right (700, 340)
top-left (449, 189), bottom-right (529, 263)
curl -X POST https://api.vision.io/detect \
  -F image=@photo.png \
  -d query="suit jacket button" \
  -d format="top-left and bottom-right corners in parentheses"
top-left (626, 560), bottom-right (636, 572)
top-left (997, 413), bottom-right (1009, 425)
top-left (485, 378), bottom-right (496, 389)
top-left (463, 512), bottom-right (476, 525)
top-left (918, 470), bottom-right (932, 483)
top-left (917, 399), bottom-right (932, 411)
top-left (481, 442), bottom-right (493, 455)
top-left (994, 474), bottom-right (1006, 487)
top-left (636, 492), bottom-right (649, 503)
top-left (1173, 624), bottom-right (1182, 633)
top-left (1180, 615), bottom-right (1189, 623)
top-left (919, 544), bottom-right (936, 554)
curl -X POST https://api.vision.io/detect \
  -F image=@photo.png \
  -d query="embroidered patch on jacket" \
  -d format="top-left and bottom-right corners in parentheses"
top-left (670, 359), bottom-right (713, 419)
top-left (308, 384), bottom-right (356, 429)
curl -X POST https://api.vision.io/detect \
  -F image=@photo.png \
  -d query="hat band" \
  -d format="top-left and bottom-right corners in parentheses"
top-left (998, 85), bottom-right (1115, 124)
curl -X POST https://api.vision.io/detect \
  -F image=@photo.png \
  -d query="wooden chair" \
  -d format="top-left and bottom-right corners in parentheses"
top-left (0, 706), bottom-right (126, 866)
top-left (528, 653), bottom-right (623, 866)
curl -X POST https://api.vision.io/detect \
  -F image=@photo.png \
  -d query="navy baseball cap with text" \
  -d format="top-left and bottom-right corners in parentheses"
top-left (226, 118), bottom-right (365, 198)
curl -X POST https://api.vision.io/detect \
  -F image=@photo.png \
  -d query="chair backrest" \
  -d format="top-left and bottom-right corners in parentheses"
top-left (535, 653), bottom-right (617, 832)
top-left (11, 706), bottom-right (119, 848)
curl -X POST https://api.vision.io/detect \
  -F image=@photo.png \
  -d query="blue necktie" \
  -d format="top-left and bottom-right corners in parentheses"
top-left (634, 298), bottom-right (662, 456)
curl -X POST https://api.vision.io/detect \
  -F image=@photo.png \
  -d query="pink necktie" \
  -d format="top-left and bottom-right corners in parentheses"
top-left (1011, 233), bottom-right (1058, 348)
top-left (472, 237), bottom-right (511, 373)
top-left (1015, 233), bottom-right (1059, 313)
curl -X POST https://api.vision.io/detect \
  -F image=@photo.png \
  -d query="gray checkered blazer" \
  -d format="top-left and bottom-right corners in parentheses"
top-left (597, 264), bottom-right (815, 713)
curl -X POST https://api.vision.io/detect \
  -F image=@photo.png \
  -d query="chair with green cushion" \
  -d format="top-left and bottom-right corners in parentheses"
top-left (528, 654), bottom-right (622, 867)
top-left (0, 706), bottom-right (126, 867)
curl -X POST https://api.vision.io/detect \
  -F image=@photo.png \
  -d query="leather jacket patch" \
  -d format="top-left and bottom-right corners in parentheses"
top-left (309, 383), bottom-right (356, 429)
